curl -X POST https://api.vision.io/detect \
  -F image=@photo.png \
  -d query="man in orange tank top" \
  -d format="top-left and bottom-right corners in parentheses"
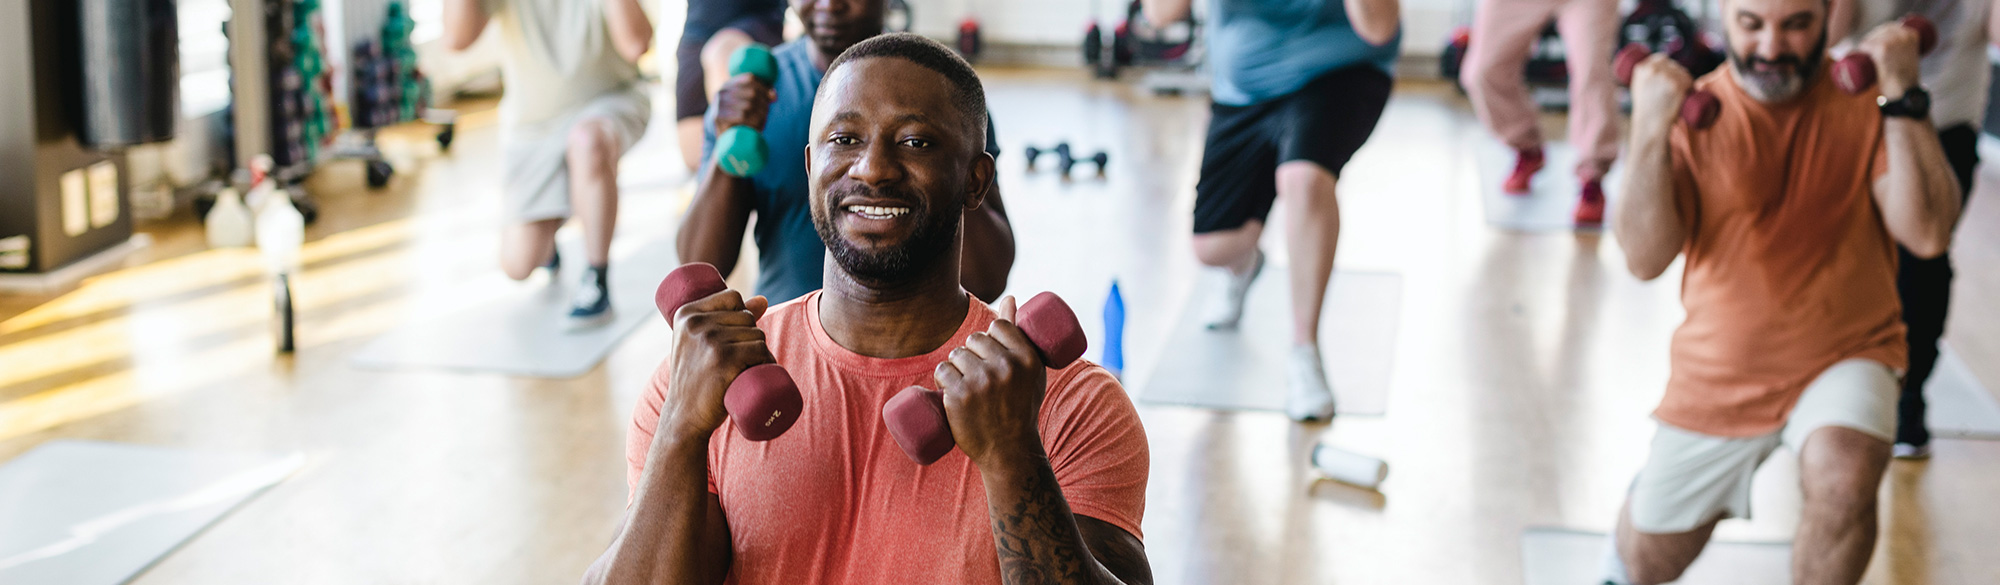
top-left (582, 34), bottom-right (1152, 585)
top-left (1604, 0), bottom-right (1962, 582)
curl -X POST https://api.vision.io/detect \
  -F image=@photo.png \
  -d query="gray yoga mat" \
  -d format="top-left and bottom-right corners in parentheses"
top-left (1522, 527), bottom-right (1791, 585)
top-left (1926, 345), bottom-right (2000, 439)
top-left (1473, 139), bottom-right (1618, 232)
top-left (0, 441), bottom-right (301, 585)
top-left (1140, 269), bottom-right (1400, 416)
top-left (350, 236), bottom-right (678, 378)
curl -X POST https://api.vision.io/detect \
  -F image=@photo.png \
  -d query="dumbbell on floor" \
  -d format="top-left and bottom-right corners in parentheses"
top-left (655, 262), bottom-right (803, 441)
top-left (881, 292), bottom-right (1089, 464)
top-left (714, 45), bottom-right (779, 177)
top-left (1614, 44), bottom-right (1721, 129)
top-left (1832, 15), bottom-right (1937, 95)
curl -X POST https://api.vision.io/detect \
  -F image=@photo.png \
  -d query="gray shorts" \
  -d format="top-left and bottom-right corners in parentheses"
top-left (502, 87), bottom-right (652, 222)
top-left (1628, 358), bottom-right (1899, 533)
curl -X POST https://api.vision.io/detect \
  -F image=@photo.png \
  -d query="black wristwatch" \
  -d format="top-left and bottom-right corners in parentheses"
top-left (1879, 87), bottom-right (1931, 120)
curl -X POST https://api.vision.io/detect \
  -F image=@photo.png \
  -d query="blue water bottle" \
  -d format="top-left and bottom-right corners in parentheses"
top-left (1102, 280), bottom-right (1125, 378)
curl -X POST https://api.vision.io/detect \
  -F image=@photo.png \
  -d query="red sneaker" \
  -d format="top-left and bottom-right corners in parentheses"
top-left (1574, 180), bottom-right (1606, 226)
top-left (1503, 148), bottom-right (1545, 195)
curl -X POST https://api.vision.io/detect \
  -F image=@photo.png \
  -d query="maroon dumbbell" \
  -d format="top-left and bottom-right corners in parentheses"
top-left (655, 262), bottom-right (802, 441)
top-left (882, 292), bottom-right (1088, 465)
top-left (1615, 44), bottom-right (1722, 129)
top-left (1833, 15), bottom-right (1938, 95)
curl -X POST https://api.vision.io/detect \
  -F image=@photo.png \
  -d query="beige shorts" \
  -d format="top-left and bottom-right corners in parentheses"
top-left (1628, 358), bottom-right (1899, 534)
top-left (502, 87), bottom-right (652, 222)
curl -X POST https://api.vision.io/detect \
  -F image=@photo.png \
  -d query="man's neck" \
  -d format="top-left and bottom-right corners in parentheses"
top-left (818, 259), bottom-right (971, 359)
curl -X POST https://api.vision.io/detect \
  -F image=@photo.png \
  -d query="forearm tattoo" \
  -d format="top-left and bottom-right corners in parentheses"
top-left (989, 461), bottom-right (1097, 585)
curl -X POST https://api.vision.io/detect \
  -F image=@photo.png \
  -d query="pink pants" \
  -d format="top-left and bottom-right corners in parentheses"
top-left (1461, 0), bottom-right (1620, 183)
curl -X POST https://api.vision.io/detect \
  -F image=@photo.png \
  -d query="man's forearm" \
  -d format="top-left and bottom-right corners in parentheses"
top-left (1613, 124), bottom-right (1686, 280)
top-left (677, 165), bottom-right (756, 277)
top-left (441, 0), bottom-right (488, 50)
top-left (982, 454), bottom-right (1129, 585)
top-left (1879, 117), bottom-right (1962, 257)
top-left (604, 0), bottom-right (654, 63)
top-left (585, 434), bottom-right (727, 585)
top-left (961, 194), bottom-right (1015, 303)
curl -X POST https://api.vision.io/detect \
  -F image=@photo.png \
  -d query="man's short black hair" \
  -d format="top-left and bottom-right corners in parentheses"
top-left (819, 32), bottom-right (989, 149)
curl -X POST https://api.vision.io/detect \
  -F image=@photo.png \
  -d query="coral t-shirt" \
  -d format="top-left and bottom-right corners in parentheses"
top-left (1658, 64), bottom-right (1908, 437)
top-left (627, 292), bottom-right (1149, 584)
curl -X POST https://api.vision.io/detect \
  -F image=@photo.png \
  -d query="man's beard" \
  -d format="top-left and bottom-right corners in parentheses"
top-left (1730, 30), bottom-right (1826, 102)
top-left (813, 184), bottom-right (963, 284)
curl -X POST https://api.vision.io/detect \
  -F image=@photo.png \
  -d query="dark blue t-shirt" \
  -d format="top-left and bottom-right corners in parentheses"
top-left (704, 39), bottom-right (1001, 304)
top-left (683, 0), bottom-right (785, 36)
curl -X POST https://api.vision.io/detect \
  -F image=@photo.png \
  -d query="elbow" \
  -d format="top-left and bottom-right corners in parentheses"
top-left (616, 33), bottom-right (653, 64)
top-left (1621, 250), bottom-right (1673, 281)
top-left (445, 31), bottom-right (478, 52)
top-left (1906, 232), bottom-right (1950, 260)
top-left (1357, 24), bottom-right (1398, 47)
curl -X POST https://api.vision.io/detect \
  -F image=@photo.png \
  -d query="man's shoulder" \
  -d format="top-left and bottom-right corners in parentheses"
top-left (1045, 361), bottom-right (1136, 417)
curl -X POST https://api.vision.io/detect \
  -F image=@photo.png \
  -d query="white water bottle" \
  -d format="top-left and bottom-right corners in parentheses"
top-left (1312, 441), bottom-right (1389, 489)
top-left (255, 187), bottom-right (305, 275)
top-left (205, 187), bottom-right (254, 248)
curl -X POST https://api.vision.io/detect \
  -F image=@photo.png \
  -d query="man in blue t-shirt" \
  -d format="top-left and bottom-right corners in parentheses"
top-left (677, 0), bottom-right (1013, 305)
top-left (1143, 0), bottom-right (1402, 421)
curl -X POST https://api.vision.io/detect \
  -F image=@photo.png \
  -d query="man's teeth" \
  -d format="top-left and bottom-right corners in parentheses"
top-left (845, 205), bottom-right (911, 218)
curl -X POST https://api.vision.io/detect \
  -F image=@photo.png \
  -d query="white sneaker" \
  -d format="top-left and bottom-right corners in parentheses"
top-left (1204, 249), bottom-right (1264, 330)
top-left (1892, 442), bottom-right (1932, 460)
top-left (1286, 344), bottom-right (1337, 422)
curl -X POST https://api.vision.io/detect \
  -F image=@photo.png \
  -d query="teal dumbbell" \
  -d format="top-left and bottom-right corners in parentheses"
top-left (714, 44), bottom-right (778, 177)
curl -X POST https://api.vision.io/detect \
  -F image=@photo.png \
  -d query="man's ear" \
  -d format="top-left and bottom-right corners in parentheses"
top-left (965, 151), bottom-right (995, 211)
top-left (803, 145), bottom-right (814, 176)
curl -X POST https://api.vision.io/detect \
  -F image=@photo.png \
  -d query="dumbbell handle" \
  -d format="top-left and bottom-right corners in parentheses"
top-left (716, 45), bottom-right (779, 177)
top-left (656, 262), bottom-right (802, 441)
top-left (1833, 15), bottom-right (1938, 95)
top-left (1614, 44), bottom-right (1721, 130)
top-left (883, 292), bottom-right (1089, 464)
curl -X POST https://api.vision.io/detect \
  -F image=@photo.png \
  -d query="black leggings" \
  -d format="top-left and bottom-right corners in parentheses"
top-left (1896, 123), bottom-right (1979, 445)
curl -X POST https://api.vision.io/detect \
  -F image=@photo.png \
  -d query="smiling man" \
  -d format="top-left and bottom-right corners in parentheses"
top-left (586, 34), bottom-right (1151, 585)
top-left (677, 0), bottom-right (1015, 305)
top-left (1607, 0), bottom-right (1961, 581)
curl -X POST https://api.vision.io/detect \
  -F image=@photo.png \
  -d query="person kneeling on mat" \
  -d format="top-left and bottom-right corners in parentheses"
top-left (584, 34), bottom-right (1152, 585)
top-left (678, 0), bottom-right (1016, 306)
top-left (1606, 0), bottom-right (1960, 582)
top-left (443, 0), bottom-right (653, 325)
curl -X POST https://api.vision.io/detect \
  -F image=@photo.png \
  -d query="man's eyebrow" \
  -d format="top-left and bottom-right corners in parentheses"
top-left (827, 111), bottom-right (939, 127)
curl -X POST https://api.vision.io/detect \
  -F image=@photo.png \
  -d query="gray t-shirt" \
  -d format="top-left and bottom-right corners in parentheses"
top-left (483, 0), bottom-right (643, 130)
top-left (703, 39), bottom-right (1001, 305)
top-left (1852, 0), bottom-right (1991, 128)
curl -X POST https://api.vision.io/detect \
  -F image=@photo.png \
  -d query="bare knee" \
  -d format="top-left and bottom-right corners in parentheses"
top-left (1276, 162), bottom-right (1338, 211)
top-left (501, 221), bottom-right (561, 280)
top-left (567, 120), bottom-right (618, 175)
top-left (1192, 223), bottom-right (1260, 267)
top-left (1799, 427), bottom-right (1890, 518)
top-left (501, 252), bottom-right (540, 281)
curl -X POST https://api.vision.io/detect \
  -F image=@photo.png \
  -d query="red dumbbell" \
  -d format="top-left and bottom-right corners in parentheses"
top-left (1832, 15), bottom-right (1938, 94)
top-left (882, 292), bottom-right (1089, 465)
top-left (655, 262), bottom-right (802, 441)
top-left (1615, 44), bottom-right (1722, 129)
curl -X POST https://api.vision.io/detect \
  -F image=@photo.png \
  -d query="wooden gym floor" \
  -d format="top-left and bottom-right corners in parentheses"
top-left (3, 70), bottom-right (1999, 584)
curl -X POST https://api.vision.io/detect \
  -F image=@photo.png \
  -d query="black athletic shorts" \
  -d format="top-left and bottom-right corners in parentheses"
top-left (1192, 65), bottom-right (1393, 233)
top-left (675, 12), bottom-right (786, 120)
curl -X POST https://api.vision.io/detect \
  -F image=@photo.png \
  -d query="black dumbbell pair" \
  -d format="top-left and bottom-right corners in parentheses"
top-left (1023, 143), bottom-right (1109, 177)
